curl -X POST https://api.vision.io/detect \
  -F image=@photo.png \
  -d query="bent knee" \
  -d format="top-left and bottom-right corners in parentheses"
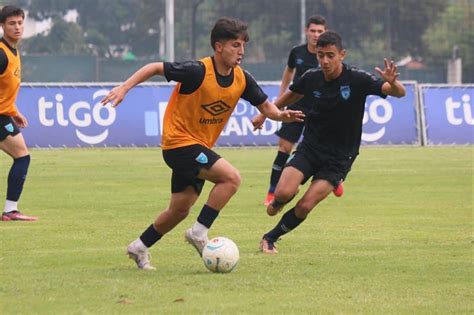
top-left (274, 187), bottom-right (297, 203)
top-left (224, 168), bottom-right (241, 189)
top-left (295, 199), bottom-right (317, 216)
top-left (170, 207), bottom-right (191, 220)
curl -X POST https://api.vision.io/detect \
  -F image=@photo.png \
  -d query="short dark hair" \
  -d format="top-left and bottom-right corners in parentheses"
top-left (210, 17), bottom-right (249, 50)
top-left (0, 5), bottom-right (24, 23)
top-left (306, 15), bottom-right (326, 28)
top-left (316, 31), bottom-right (343, 51)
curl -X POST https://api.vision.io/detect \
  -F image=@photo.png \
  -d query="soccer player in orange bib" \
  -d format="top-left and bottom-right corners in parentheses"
top-left (102, 17), bottom-right (304, 270)
top-left (0, 5), bottom-right (37, 222)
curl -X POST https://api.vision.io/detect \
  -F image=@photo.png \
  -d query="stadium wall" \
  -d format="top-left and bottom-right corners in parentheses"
top-left (16, 82), bottom-right (473, 148)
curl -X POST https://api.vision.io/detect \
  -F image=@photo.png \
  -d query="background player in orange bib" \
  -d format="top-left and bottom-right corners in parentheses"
top-left (0, 5), bottom-right (37, 222)
top-left (102, 17), bottom-right (304, 270)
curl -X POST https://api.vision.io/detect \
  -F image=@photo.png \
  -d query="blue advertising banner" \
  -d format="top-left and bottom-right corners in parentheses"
top-left (17, 82), bottom-right (419, 147)
top-left (420, 85), bottom-right (473, 145)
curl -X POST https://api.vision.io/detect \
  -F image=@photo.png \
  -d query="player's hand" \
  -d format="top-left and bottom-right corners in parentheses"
top-left (100, 85), bottom-right (127, 107)
top-left (280, 110), bottom-right (305, 123)
top-left (375, 58), bottom-right (400, 84)
top-left (13, 112), bottom-right (28, 128)
top-left (252, 113), bottom-right (266, 131)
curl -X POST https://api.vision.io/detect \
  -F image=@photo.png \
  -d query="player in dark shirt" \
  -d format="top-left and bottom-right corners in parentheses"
top-left (261, 15), bottom-right (345, 207)
top-left (254, 31), bottom-right (406, 254)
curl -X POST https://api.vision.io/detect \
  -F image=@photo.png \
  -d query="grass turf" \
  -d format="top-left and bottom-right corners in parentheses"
top-left (0, 147), bottom-right (472, 313)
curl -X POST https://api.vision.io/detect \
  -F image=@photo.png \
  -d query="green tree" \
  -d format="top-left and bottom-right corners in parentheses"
top-left (23, 19), bottom-right (90, 55)
top-left (21, 0), bottom-right (165, 57)
top-left (423, 0), bottom-right (474, 82)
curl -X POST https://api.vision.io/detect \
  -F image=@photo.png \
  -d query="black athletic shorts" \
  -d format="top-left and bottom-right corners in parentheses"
top-left (162, 144), bottom-right (221, 194)
top-left (286, 145), bottom-right (356, 188)
top-left (275, 102), bottom-right (305, 143)
top-left (0, 115), bottom-right (20, 141)
top-left (275, 121), bottom-right (305, 143)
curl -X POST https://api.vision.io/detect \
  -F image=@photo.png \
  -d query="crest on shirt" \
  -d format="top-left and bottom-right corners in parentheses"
top-left (296, 58), bottom-right (304, 65)
top-left (340, 85), bottom-right (351, 100)
top-left (312, 91), bottom-right (322, 98)
top-left (4, 123), bottom-right (14, 133)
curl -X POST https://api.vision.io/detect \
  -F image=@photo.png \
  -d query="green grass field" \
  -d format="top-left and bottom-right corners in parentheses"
top-left (0, 147), bottom-right (472, 314)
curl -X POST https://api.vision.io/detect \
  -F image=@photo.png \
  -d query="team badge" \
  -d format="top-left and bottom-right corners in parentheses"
top-left (340, 85), bottom-right (351, 100)
top-left (296, 58), bottom-right (304, 65)
top-left (4, 123), bottom-right (14, 133)
top-left (195, 152), bottom-right (208, 164)
top-left (312, 91), bottom-right (322, 98)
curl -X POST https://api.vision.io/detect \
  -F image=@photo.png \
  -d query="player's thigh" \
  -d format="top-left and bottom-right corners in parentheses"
top-left (297, 179), bottom-right (333, 213)
top-left (275, 166), bottom-right (304, 197)
top-left (0, 133), bottom-right (28, 158)
top-left (198, 158), bottom-right (240, 186)
top-left (277, 137), bottom-right (295, 154)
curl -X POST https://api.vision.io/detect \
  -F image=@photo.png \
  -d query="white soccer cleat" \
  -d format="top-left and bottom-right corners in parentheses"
top-left (126, 243), bottom-right (156, 271)
top-left (185, 228), bottom-right (209, 257)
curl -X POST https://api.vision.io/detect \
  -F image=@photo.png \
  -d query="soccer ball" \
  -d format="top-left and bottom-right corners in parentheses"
top-left (202, 237), bottom-right (239, 273)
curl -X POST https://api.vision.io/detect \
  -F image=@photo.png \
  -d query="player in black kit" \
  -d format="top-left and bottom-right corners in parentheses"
top-left (254, 31), bottom-right (406, 254)
top-left (261, 15), bottom-right (334, 206)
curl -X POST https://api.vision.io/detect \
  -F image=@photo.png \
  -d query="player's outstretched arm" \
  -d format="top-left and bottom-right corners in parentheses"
top-left (375, 58), bottom-right (406, 98)
top-left (252, 90), bottom-right (304, 130)
top-left (256, 98), bottom-right (305, 124)
top-left (101, 62), bottom-right (164, 107)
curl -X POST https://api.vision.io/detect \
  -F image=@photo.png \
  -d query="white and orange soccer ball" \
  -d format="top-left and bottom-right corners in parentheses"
top-left (202, 237), bottom-right (239, 273)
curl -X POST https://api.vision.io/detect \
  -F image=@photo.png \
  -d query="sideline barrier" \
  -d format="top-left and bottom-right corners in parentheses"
top-left (419, 84), bottom-right (473, 145)
top-left (14, 81), bottom-right (469, 147)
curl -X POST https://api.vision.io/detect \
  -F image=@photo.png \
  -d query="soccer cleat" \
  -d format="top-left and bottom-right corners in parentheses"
top-left (126, 243), bottom-right (156, 271)
top-left (333, 181), bottom-right (344, 197)
top-left (264, 192), bottom-right (274, 206)
top-left (1, 210), bottom-right (38, 221)
top-left (185, 228), bottom-right (208, 257)
top-left (259, 236), bottom-right (278, 254)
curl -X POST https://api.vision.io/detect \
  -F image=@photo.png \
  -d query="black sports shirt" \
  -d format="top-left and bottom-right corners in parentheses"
top-left (290, 64), bottom-right (386, 157)
top-left (286, 44), bottom-right (319, 110)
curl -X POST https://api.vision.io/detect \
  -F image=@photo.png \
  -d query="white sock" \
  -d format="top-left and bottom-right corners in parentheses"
top-left (4, 200), bottom-right (18, 213)
top-left (131, 238), bottom-right (148, 251)
top-left (192, 222), bottom-right (209, 238)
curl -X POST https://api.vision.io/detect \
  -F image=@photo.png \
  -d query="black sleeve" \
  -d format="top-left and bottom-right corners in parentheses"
top-left (163, 61), bottom-right (205, 94)
top-left (355, 69), bottom-right (386, 98)
top-left (241, 71), bottom-right (268, 106)
top-left (0, 48), bottom-right (8, 75)
top-left (287, 47), bottom-right (296, 69)
top-left (289, 70), bottom-right (309, 95)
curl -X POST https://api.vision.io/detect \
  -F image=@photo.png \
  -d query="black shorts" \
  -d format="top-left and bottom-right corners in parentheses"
top-left (286, 146), bottom-right (356, 188)
top-left (0, 115), bottom-right (20, 141)
top-left (275, 121), bottom-right (305, 144)
top-left (162, 144), bottom-right (222, 194)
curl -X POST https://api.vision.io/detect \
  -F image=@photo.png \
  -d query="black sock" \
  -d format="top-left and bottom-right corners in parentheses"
top-left (265, 207), bottom-right (305, 241)
top-left (7, 155), bottom-right (30, 202)
top-left (197, 204), bottom-right (219, 228)
top-left (269, 151), bottom-right (290, 193)
top-left (139, 224), bottom-right (163, 247)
